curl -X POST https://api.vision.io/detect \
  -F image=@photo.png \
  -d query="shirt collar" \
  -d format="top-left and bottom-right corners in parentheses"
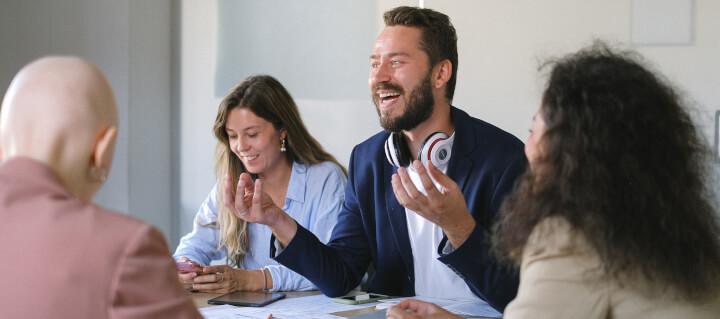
top-left (285, 161), bottom-right (307, 204)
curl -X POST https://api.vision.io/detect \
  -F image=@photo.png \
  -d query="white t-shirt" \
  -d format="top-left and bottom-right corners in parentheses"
top-left (404, 133), bottom-right (479, 301)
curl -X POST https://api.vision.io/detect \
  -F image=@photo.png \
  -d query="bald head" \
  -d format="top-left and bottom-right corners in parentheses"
top-left (0, 56), bottom-right (118, 200)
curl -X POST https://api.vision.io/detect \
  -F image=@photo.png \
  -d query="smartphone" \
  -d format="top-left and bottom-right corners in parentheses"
top-left (208, 291), bottom-right (286, 307)
top-left (176, 261), bottom-right (203, 275)
top-left (331, 293), bottom-right (389, 305)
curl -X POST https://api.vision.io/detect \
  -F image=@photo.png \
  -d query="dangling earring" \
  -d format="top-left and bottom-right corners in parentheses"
top-left (280, 138), bottom-right (287, 152)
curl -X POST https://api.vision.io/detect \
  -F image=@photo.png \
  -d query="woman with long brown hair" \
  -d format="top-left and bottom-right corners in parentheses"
top-left (174, 75), bottom-right (347, 293)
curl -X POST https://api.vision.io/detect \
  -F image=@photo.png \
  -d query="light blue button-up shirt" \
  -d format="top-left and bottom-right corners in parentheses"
top-left (174, 161), bottom-right (346, 291)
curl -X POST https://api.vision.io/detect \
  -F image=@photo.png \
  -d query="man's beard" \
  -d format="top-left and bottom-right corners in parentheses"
top-left (372, 72), bottom-right (434, 133)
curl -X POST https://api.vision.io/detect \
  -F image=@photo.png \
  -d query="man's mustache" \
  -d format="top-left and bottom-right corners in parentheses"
top-left (372, 82), bottom-right (404, 96)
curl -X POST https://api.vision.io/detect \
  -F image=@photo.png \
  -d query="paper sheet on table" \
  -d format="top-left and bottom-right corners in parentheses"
top-left (199, 294), bottom-right (381, 319)
top-left (374, 296), bottom-right (502, 318)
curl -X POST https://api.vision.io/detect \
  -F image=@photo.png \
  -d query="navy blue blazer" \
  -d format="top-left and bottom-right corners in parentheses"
top-left (274, 106), bottom-right (527, 312)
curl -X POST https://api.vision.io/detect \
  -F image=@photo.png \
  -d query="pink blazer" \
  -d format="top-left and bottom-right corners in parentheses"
top-left (0, 157), bottom-right (201, 319)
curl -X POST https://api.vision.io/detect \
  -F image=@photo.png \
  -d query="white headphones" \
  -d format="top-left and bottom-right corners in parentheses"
top-left (385, 132), bottom-right (451, 168)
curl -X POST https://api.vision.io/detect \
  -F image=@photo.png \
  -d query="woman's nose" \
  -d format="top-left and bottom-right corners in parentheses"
top-left (234, 138), bottom-right (247, 153)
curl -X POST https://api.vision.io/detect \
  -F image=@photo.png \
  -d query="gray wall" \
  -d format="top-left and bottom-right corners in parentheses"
top-left (0, 0), bottom-right (176, 243)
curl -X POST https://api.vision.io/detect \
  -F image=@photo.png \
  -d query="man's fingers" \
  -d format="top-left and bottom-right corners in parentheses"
top-left (425, 161), bottom-right (454, 194)
top-left (412, 160), bottom-right (442, 198)
top-left (391, 174), bottom-right (411, 207)
top-left (397, 167), bottom-right (423, 202)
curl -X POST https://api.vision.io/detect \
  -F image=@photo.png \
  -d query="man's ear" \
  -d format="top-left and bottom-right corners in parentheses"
top-left (432, 59), bottom-right (452, 89)
top-left (92, 126), bottom-right (118, 168)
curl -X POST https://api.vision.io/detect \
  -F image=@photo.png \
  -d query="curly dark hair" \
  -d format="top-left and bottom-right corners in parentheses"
top-left (493, 42), bottom-right (720, 301)
top-left (383, 6), bottom-right (458, 102)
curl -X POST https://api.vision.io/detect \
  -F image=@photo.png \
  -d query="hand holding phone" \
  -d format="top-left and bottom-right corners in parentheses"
top-left (176, 260), bottom-right (203, 275)
top-left (332, 293), bottom-right (389, 305)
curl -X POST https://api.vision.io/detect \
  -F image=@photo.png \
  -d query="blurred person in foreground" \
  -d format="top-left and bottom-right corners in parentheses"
top-left (387, 42), bottom-right (720, 318)
top-left (0, 56), bottom-right (201, 318)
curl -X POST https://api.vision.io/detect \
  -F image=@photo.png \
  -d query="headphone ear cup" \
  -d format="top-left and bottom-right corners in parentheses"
top-left (418, 132), bottom-right (451, 167)
top-left (385, 133), bottom-right (400, 167)
top-left (385, 132), bottom-right (411, 167)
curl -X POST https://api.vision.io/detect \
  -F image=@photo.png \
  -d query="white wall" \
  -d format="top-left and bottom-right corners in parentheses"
top-left (3, 1), bottom-right (717, 249)
top-left (178, 0), bottom-right (220, 244)
top-left (430, 0), bottom-right (720, 145)
top-left (0, 0), bottom-right (176, 242)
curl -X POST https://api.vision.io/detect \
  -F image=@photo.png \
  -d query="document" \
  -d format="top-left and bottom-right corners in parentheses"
top-left (199, 294), bottom-right (381, 319)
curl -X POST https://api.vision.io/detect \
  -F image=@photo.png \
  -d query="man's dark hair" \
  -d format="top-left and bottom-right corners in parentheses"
top-left (384, 6), bottom-right (458, 102)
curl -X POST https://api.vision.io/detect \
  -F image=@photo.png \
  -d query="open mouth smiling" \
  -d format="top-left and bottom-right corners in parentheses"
top-left (377, 91), bottom-right (400, 107)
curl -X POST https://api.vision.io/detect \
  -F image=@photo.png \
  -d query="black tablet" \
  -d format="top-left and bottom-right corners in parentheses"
top-left (207, 291), bottom-right (286, 307)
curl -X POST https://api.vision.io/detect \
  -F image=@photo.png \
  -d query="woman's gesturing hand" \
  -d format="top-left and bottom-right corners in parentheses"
top-left (223, 173), bottom-right (282, 226)
top-left (222, 172), bottom-right (298, 246)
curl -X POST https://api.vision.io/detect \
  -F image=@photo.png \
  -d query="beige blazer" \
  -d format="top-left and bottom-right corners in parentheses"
top-left (0, 158), bottom-right (201, 319)
top-left (504, 216), bottom-right (720, 319)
